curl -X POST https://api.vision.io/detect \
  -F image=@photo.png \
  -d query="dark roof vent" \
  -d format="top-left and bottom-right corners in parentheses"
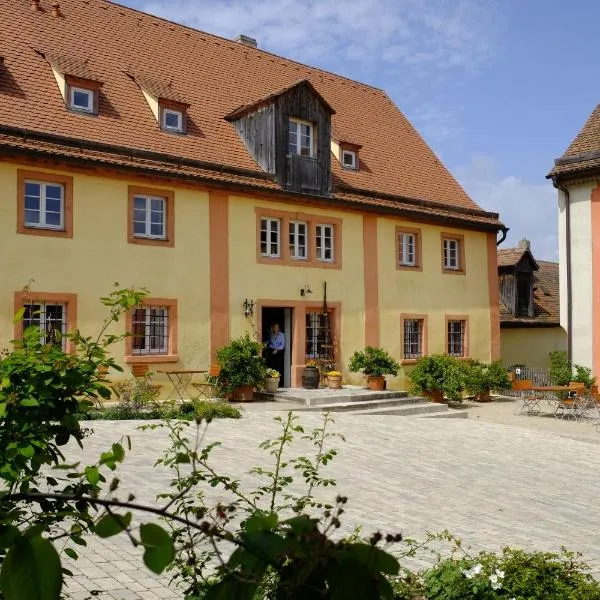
top-left (234, 34), bottom-right (257, 48)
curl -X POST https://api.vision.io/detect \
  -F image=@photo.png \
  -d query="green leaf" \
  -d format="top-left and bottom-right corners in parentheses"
top-left (0, 525), bottom-right (20, 549)
top-left (345, 543), bottom-right (399, 576)
top-left (1, 378), bottom-right (10, 389)
top-left (175, 452), bottom-right (190, 464)
top-left (64, 548), bottom-right (78, 560)
top-left (0, 535), bottom-right (62, 600)
top-left (18, 445), bottom-right (35, 458)
top-left (84, 466), bottom-right (100, 486)
top-left (139, 523), bottom-right (175, 574)
top-left (12, 307), bottom-right (25, 324)
top-left (111, 443), bottom-right (125, 462)
top-left (20, 398), bottom-right (39, 407)
top-left (244, 512), bottom-right (278, 534)
top-left (94, 512), bottom-right (132, 538)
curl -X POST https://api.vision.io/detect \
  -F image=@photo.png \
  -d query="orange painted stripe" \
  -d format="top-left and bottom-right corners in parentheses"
top-left (363, 215), bottom-right (379, 347)
top-left (592, 186), bottom-right (600, 379)
top-left (209, 191), bottom-right (230, 360)
top-left (486, 232), bottom-right (501, 361)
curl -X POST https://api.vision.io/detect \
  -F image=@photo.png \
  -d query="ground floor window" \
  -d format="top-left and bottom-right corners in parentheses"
top-left (447, 319), bottom-right (466, 357)
top-left (305, 311), bottom-right (334, 362)
top-left (403, 318), bottom-right (424, 359)
top-left (131, 306), bottom-right (170, 355)
top-left (23, 301), bottom-right (67, 349)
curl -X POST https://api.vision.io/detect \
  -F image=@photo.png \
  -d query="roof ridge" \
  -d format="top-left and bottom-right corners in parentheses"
top-left (106, 0), bottom-right (385, 94)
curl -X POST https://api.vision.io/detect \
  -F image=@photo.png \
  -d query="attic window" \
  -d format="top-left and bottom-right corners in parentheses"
top-left (289, 119), bottom-right (314, 157)
top-left (342, 149), bottom-right (357, 170)
top-left (161, 107), bottom-right (184, 133)
top-left (69, 86), bottom-right (95, 113)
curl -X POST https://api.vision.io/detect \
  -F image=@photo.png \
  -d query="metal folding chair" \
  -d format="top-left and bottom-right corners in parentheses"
top-left (191, 365), bottom-right (221, 401)
top-left (514, 380), bottom-right (542, 415)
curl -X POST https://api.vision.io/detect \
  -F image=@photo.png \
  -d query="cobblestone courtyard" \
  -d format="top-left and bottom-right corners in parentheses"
top-left (64, 407), bottom-right (600, 599)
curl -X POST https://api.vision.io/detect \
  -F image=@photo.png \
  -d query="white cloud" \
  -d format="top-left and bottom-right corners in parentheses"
top-left (456, 154), bottom-right (558, 261)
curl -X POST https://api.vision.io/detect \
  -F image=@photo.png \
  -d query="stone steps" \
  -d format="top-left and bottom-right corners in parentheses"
top-left (344, 402), bottom-right (450, 417)
top-left (272, 388), bottom-right (409, 408)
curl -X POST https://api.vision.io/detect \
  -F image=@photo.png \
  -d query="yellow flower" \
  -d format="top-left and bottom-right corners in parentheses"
top-left (327, 371), bottom-right (341, 377)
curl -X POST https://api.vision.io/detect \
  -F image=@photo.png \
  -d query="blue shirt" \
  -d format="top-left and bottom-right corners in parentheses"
top-left (268, 331), bottom-right (285, 350)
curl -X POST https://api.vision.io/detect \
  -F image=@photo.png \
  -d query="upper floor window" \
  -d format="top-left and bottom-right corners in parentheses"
top-left (396, 227), bottom-right (421, 270)
top-left (342, 149), bottom-right (357, 170)
top-left (261, 217), bottom-right (280, 257)
top-left (133, 195), bottom-right (166, 240)
top-left (161, 107), bottom-right (184, 133)
top-left (289, 221), bottom-right (307, 260)
top-left (24, 181), bottom-right (64, 230)
top-left (127, 186), bottom-right (174, 247)
top-left (316, 224), bottom-right (334, 262)
top-left (442, 233), bottom-right (465, 273)
top-left (69, 86), bottom-right (95, 113)
top-left (289, 119), bottom-right (313, 157)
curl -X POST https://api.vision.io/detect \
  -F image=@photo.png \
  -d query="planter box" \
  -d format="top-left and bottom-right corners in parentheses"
top-left (231, 385), bottom-right (254, 402)
top-left (423, 389), bottom-right (444, 403)
top-left (367, 376), bottom-right (385, 391)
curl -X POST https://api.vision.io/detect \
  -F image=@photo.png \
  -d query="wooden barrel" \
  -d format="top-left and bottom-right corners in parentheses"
top-left (302, 367), bottom-right (320, 389)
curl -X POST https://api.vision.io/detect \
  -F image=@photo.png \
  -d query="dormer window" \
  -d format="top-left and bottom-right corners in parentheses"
top-left (342, 149), bottom-right (357, 170)
top-left (161, 107), bottom-right (184, 133)
top-left (69, 86), bottom-right (94, 113)
top-left (289, 119), bottom-right (314, 157)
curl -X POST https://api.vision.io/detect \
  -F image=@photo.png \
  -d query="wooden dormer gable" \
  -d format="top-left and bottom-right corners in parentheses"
top-left (225, 79), bottom-right (334, 197)
top-left (498, 247), bottom-right (539, 318)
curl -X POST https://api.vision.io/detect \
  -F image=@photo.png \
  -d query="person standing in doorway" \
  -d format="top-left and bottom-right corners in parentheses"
top-left (267, 322), bottom-right (285, 384)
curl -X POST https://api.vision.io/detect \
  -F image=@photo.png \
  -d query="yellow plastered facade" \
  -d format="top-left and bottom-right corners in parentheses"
top-left (0, 160), bottom-right (497, 393)
top-left (500, 327), bottom-right (567, 369)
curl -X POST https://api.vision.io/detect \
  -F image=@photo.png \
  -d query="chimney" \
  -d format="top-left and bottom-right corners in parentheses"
top-left (51, 2), bottom-right (61, 17)
top-left (234, 34), bottom-right (257, 49)
top-left (31, 0), bottom-right (41, 11)
top-left (518, 238), bottom-right (530, 250)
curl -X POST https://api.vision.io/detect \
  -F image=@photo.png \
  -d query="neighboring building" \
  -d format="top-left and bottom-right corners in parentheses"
top-left (548, 103), bottom-right (600, 378)
top-left (497, 240), bottom-right (566, 368)
top-left (0, 0), bottom-right (504, 389)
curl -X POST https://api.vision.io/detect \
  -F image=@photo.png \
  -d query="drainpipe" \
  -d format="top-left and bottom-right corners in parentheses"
top-left (496, 226), bottom-right (509, 246)
top-left (553, 178), bottom-right (572, 364)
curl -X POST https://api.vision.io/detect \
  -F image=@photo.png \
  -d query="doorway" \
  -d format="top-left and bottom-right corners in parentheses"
top-left (261, 307), bottom-right (293, 387)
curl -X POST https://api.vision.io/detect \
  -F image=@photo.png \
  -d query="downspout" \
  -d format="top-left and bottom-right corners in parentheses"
top-left (553, 178), bottom-right (572, 364)
top-left (496, 226), bottom-right (509, 246)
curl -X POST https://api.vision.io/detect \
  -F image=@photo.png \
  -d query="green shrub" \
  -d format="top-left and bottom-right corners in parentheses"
top-left (573, 365), bottom-right (596, 390)
top-left (549, 351), bottom-right (572, 385)
top-left (464, 360), bottom-right (511, 396)
top-left (348, 346), bottom-right (400, 377)
top-left (215, 333), bottom-right (266, 396)
top-left (409, 354), bottom-right (466, 401)
top-left (192, 399), bottom-right (241, 420)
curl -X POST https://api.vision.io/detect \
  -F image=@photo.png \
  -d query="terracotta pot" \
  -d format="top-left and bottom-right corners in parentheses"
top-left (477, 390), bottom-right (491, 402)
top-left (367, 375), bottom-right (385, 391)
top-left (424, 389), bottom-right (444, 403)
top-left (130, 363), bottom-right (149, 377)
top-left (231, 385), bottom-right (254, 402)
top-left (328, 376), bottom-right (342, 389)
top-left (302, 367), bottom-right (320, 389)
top-left (97, 365), bottom-right (109, 378)
top-left (264, 377), bottom-right (280, 394)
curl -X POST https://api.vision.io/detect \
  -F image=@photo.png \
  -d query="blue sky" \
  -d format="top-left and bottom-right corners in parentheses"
top-left (122, 0), bottom-right (600, 260)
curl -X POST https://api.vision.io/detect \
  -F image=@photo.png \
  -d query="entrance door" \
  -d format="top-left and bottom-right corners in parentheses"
top-left (261, 307), bottom-right (293, 387)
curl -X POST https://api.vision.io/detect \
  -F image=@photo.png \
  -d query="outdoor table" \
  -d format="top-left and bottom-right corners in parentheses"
top-left (520, 386), bottom-right (571, 416)
top-left (530, 385), bottom-right (582, 419)
top-left (158, 370), bottom-right (207, 402)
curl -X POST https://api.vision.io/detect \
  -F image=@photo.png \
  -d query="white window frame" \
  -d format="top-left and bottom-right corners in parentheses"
top-left (403, 319), bottom-right (423, 359)
top-left (24, 180), bottom-right (65, 230)
top-left (23, 302), bottom-right (67, 349)
top-left (289, 220), bottom-right (308, 260)
top-left (260, 217), bottom-right (280, 257)
top-left (341, 149), bottom-right (357, 169)
top-left (316, 224), bottom-right (334, 262)
top-left (443, 238), bottom-right (460, 270)
top-left (399, 232), bottom-right (416, 266)
top-left (132, 306), bottom-right (169, 355)
top-left (132, 195), bottom-right (167, 240)
top-left (69, 86), bottom-right (94, 113)
top-left (288, 118), bottom-right (314, 157)
top-left (162, 108), bottom-right (184, 133)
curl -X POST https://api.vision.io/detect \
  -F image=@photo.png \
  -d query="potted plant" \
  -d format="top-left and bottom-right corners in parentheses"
top-left (130, 363), bottom-right (149, 378)
top-left (327, 370), bottom-right (342, 389)
top-left (348, 346), bottom-right (400, 391)
top-left (464, 360), bottom-right (511, 402)
top-left (215, 333), bottom-right (266, 402)
top-left (302, 360), bottom-right (321, 389)
top-left (264, 368), bottom-right (280, 394)
top-left (408, 354), bottom-right (465, 403)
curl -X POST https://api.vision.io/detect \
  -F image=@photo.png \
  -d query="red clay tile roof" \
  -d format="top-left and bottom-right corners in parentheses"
top-left (0, 0), bottom-right (502, 229)
top-left (129, 73), bottom-right (189, 106)
top-left (548, 103), bottom-right (600, 178)
top-left (497, 248), bottom-right (526, 268)
top-left (499, 259), bottom-right (560, 326)
top-left (41, 51), bottom-right (102, 83)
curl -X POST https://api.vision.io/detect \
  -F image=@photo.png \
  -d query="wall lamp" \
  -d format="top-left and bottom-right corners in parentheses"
top-left (300, 284), bottom-right (313, 297)
top-left (243, 298), bottom-right (254, 317)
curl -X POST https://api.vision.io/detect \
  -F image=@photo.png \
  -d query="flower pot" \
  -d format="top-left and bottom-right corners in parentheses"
top-left (327, 376), bottom-right (342, 390)
top-left (264, 377), bottom-right (280, 394)
top-left (477, 389), bottom-right (491, 402)
top-left (97, 365), bottom-right (109, 379)
top-left (302, 366), bottom-right (320, 389)
top-left (367, 375), bottom-right (385, 391)
top-left (423, 389), bottom-right (444, 403)
top-left (231, 385), bottom-right (254, 402)
top-left (131, 363), bottom-right (149, 378)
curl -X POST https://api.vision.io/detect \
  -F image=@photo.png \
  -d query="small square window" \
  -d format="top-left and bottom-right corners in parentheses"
top-left (162, 108), bottom-right (184, 132)
top-left (342, 150), bottom-right (357, 169)
top-left (69, 86), bottom-right (94, 113)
